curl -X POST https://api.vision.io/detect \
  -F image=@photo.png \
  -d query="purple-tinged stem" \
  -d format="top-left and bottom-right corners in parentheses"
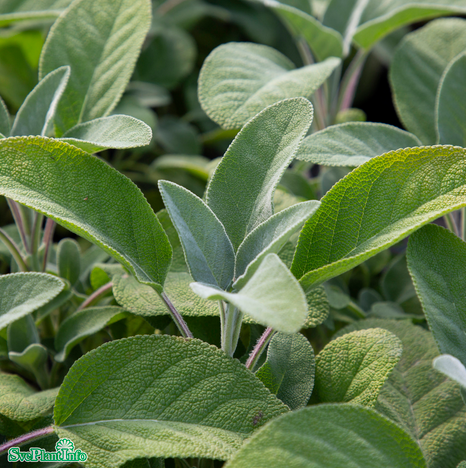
top-left (77, 281), bottom-right (113, 311)
top-left (161, 292), bottom-right (193, 339)
top-left (337, 50), bottom-right (367, 113)
top-left (0, 227), bottom-right (28, 271)
top-left (246, 327), bottom-right (275, 371)
top-left (7, 199), bottom-right (30, 253)
top-left (41, 218), bottom-right (55, 272)
top-left (0, 426), bottom-right (54, 456)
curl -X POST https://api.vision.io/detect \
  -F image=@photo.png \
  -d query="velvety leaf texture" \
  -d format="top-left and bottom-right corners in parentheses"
top-left (292, 145), bottom-right (466, 292)
top-left (60, 115), bottom-right (152, 153)
top-left (0, 137), bottom-right (172, 291)
top-left (315, 328), bottom-right (402, 407)
top-left (224, 404), bottom-right (426, 468)
top-left (40, 0), bottom-right (152, 135)
top-left (407, 224), bottom-right (466, 365)
top-left (390, 18), bottom-right (466, 144)
top-left (0, 272), bottom-right (64, 329)
top-left (54, 335), bottom-right (288, 467)
top-left (296, 122), bottom-right (421, 167)
top-left (256, 332), bottom-right (315, 409)
top-left (433, 355), bottom-right (466, 390)
top-left (198, 42), bottom-right (339, 129)
top-left (335, 319), bottom-right (466, 468)
top-left (437, 52), bottom-right (466, 146)
top-left (206, 98), bottom-right (313, 250)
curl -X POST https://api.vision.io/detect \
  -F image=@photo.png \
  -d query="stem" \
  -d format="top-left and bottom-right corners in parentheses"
top-left (462, 208), bottom-right (466, 241)
top-left (160, 292), bottom-right (193, 338)
top-left (77, 282), bottom-right (113, 311)
top-left (445, 212), bottom-right (459, 237)
top-left (0, 426), bottom-right (54, 456)
top-left (0, 227), bottom-right (28, 271)
top-left (246, 327), bottom-right (275, 371)
top-left (7, 199), bottom-right (30, 253)
top-left (336, 49), bottom-right (367, 114)
top-left (222, 303), bottom-right (243, 357)
top-left (347, 300), bottom-right (366, 319)
top-left (41, 218), bottom-right (55, 272)
top-left (30, 213), bottom-right (44, 271)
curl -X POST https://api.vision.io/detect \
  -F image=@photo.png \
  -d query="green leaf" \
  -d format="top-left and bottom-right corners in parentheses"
top-left (458, 463), bottom-right (466, 468)
top-left (315, 328), bottom-right (402, 407)
top-left (113, 272), bottom-right (219, 318)
top-left (39, 0), bottom-right (152, 135)
top-left (198, 43), bottom-right (339, 129)
top-left (7, 314), bottom-right (39, 354)
top-left (305, 286), bottom-right (329, 327)
top-left (407, 224), bottom-right (466, 365)
top-left (296, 122), bottom-right (421, 167)
top-left (234, 201), bottom-right (319, 289)
top-left (256, 332), bottom-right (315, 409)
top-left (153, 156), bottom-right (210, 182)
top-left (0, 96), bottom-right (10, 137)
top-left (291, 145), bottom-right (466, 293)
top-left (264, 1), bottom-right (343, 61)
top-left (433, 355), bottom-right (466, 390)
top-left (390, 18), bottom-right (466, 144)
top-left (0, 372), bottom-right (58, 422)
top-left (0, 272), bottom-right (64, 329)
top-left (54, 335), bottom-right (288, 465)
top-left (224, 404), bottom-right (426, 468)
top-left (0, 0), bottom-right (72, 27)
top-left (155, 117), bottom-right (201, 155)
top-left (336, 319), bottom-right (466, 468)
top-left (0, 137), bottom-right (172, 292)
top-left (9, 344), bottom-right (48, 382)
top-left (60, 115), bottom-right (152, 153)
top-left (191, 254), bottom-right (307, 333)
top-left (159, 180), bottom-right (235, 290)
top-left (437, 52), bottom-right (466, 146)
top-left (57, 238), bottom-right (81, 286)
top-left (11, 66), bottom-right (70, 137)
top-left (90, 263), bottom-right (125, 290)
top-left (55, 306), bottom-right (130, 362)
top-left (206, 98), bottom-right (313, 250)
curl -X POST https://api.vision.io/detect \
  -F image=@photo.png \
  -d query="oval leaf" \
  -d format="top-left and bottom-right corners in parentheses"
top-left (198, 42), bottom-right (339, 129)
top-left (292, 145), bottom-right (466, 292)
top-left (0, 272), bottom-right (64, 329)
top-left (39, 0), bottom-right (152, 135)
top-left (206, 98), bottom-right (313, 250)
top-left (0, 137), bottom-right (172, 291)
top-left (191, 254), bottom-right (307, 333)
top-left (54, 335), bottom-right (288, 466)
top-left (225, 404), bottom-right (426, 468)
top-left (315, 328), bottom-right (402, 407)
top-left (296, 122), bottom-right (421, 167)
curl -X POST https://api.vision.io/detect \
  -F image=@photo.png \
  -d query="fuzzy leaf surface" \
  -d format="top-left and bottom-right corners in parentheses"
top-left (336, 319), bottom-right (466, 468)
top-left (433, 355), bottom-right (466, 390)
top-left (40, 0), bottom-right (151, 135)
top-left (292, 145), bottom-right (466, 292)
top-left (198, 43), bottom-right (339, 129)
top-left (407, 224), bottom-right (466, 365)
top-left (60, 115), bottom-right (152, 153)
top-left (191, 254), bottom-right (307, 333)
top-left (55, 306), bottom-right (130, 362)
top-left (224, 404), bottom-right (426, 468)
top-left (54, 335), bottom-right (288, 466)
top-left (296, 122), bottom-right (421, 167)
top-left (256, 332), bottom-right (315, 409)
top-left (11, 66), bottom-right (70, 137)
top-left (0, 137), bottom-right (172, 291)
top-left (437, 52), bottom-right (466, 146)
top-left (315, 328), bottom-right (402, 407)
top-left (0, 0), bottom-right (71, 26)
top-left (0, 272), bottom-right (64, 329)
top-left (206, 98), bottom-right (313, 250)
top-left (390, 18), bottom-right (466, 144)
top-left (159, 181), bottom-right (235, 290)
top-left (234, 201), bottom-right (320, 289)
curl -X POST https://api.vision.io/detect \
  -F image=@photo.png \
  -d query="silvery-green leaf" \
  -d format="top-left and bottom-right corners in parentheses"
top-left (159, 180), bottom-right (234, 290)
top-left (198, 42), bottom-right (339, 129)
top-left (437, 52), bottom-right (466, 146)
top-left (191, 254), bottom-right (307, 333)
top-left (7, 315), bottom-right (39, 353)
top-left (296, 122), bottom-right (421, 167)
top-left (0, 96), bottom-right (10, 137)
top-left (11, 66), bottom-right (69, 137)
top-left (60, 115), bottom-right (152, 153)
top-left (0, 0), bottom-right (72, 27)
top-left (206, 98), bottom-right (313, 250)
top-left (433, 355), bottom-right (466, 390)
top-left (57, 238), bottom-right (81, 286)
